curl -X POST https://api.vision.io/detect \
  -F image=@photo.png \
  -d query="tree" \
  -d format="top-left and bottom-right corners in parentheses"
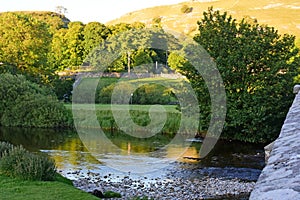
top-left (88, 27), bottom-right (169, 73)
top-left (175, 8), bottom-right (300, 142)
top-left (64, 22), bottom-right (85, 67)
top-left (0, 13), bottom-right (52, 81)
top-left (83, 22), bottom-right (110, 59)
top-left (49, 28), bottom-right (68, 71)
top-left (55, 6), bottom-right (68, 15)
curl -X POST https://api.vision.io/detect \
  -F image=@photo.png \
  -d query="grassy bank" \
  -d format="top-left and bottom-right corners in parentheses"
top-left (0, 174), bottom-right (98, 200)
top-left (69, 104), bottom-right (200, 135)
top-left (65, 103), bottom-right (179, 113)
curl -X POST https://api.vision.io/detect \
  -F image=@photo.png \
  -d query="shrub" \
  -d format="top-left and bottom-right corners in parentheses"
top-left (181, 5), bottom-right (193, 14)
top-left (0, 73), bottom-right (72, 128)
top-left (103, 191), bottom-right (122, 198)
top-left (98, 83), bottom-right (176, 105)
top-left (0, 141), bottom-right (14, 157)
top-left (0, 145), bottom-right (56, 181)
top-left (1, 94), bottom-right (72, 128)
top-left (152, 16), bottom-right (162, 24)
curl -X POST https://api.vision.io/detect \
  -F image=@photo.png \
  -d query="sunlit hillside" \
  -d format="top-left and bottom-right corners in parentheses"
top-left (107, 0), bottom-right (300, 42)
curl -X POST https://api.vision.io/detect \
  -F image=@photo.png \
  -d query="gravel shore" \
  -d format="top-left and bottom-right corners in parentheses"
top-left (71, 166), bottom-right (257, 199)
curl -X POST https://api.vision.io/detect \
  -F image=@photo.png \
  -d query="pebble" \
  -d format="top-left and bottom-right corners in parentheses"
top-left (72, 171), bottom-right (255, 199)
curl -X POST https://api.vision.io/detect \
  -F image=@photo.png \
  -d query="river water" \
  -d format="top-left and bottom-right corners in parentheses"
top-left (0, 126), bottom-right (265, 198)
top-left (0, 127), bottom-right (264, 180)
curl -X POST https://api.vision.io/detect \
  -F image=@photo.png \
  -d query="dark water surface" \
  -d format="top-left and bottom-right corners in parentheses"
top-left (0, 126), bottom-right (265, 183)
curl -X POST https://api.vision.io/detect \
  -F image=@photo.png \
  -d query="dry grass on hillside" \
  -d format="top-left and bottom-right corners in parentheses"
top-left (107, 0), bottom-right (300, 40)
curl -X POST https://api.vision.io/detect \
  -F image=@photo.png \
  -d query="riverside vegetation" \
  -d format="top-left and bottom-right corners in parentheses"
top-left (0, 141), bottom-right (100, 200)
top-left (0, 8), bottom-right (299, 143)
top-left (0, 4), bottom-right (300, 200)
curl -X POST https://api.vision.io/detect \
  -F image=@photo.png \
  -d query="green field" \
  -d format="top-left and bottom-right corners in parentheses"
top-left (66, 103), bottom-right (179, 113)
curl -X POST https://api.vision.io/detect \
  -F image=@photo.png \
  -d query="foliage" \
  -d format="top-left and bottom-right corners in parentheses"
top-left (1, 93), bottom-right (72, 128)
top-left (152, 16), bottom-right (162, 24)
top-left (12, 11), bottom-right (70, 32)
top-left (0, 73), bottom-right (52, 119)
top-left (0, 73), bottom-right (72, 128)
top-left (73, 106), bottom-right (195, 135)
top-left (103, 191), bottom-right (122, 198)
top-left (181, 5), bottom-right (193, 14)
top-left (0, 141), bottom-right (14, 157)
top-left (83, 22), bottom-right (110, 58)
top-left (64, 22), bottom-right (86, 67)
top-left (51, 77), bottom-right (74, 101)
top-left (185, 8), bottom-right (299, 142)
top-left (0, 144), bottom-right (56, 181)
top-left (98, 81), bottom-right (176, 105)
top-left (87, 27), bottom-right (170, 73)
top-left (0, 12), bottom-right (53, 82)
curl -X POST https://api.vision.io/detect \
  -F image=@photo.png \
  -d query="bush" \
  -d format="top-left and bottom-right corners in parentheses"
top-left (0, 73), bottom-right (53, 119)
top-left (103, 191), bottom-right (122, 198)
top-left (181, 5), bottom-right (193, 14)
top-left (0, 73), bottom-right (72, 128)
top-left (51, 77), bottom-right (74, 101)
top-left (152, 16), bottom-right (162, 24)
top-left (0, 145), bottom-right (56, 181)
top-left (1, 94), bottom-right (72, 128)
top-left (0, 141), bottom-right (14, 157)
top-left (98, 83), bottom-right (176, 105)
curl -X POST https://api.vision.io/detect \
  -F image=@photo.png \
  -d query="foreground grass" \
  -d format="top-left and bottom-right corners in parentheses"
top-left (0, 174), bottom-right (98, 200)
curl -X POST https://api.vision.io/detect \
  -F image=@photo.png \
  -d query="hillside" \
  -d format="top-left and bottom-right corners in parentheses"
top-left (107, 0), bottom-right (300, 42)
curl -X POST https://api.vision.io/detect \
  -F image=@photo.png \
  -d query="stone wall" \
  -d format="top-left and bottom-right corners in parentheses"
top-left (249, 85), bottom-right (300, 200)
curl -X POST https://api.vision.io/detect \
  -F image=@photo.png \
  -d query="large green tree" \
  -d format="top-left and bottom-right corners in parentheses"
top-left (83, 22), bottom-right (110, 58)
top-left (0, 13), bottom-right (52, 80)
top-left (171, 8), bottom-right (300, 143)
top-left (64, 22), bottom-right (85, 67)
top-left (87, 27), bottom-right (165, 72)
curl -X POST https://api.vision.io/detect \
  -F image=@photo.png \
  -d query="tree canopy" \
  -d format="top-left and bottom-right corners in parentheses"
top-left (169, 7), bottom-right (300, 143)
top-left (0, 13), bottom-right (52, 80)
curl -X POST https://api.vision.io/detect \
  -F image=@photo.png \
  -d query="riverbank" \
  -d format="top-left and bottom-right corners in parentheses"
top-left (67, 161), bottom-right (261, 200)
top-left (0, 174), bottom-right (98, 200)
top-left (74, 176), bottom-right (255, 199)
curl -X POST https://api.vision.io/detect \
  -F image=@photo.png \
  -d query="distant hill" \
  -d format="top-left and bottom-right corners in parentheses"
top-left (107, 0), bottom-right (300, 42)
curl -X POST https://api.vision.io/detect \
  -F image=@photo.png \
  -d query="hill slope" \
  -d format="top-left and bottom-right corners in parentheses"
top-left (107, 0), bottom-right (300, 41)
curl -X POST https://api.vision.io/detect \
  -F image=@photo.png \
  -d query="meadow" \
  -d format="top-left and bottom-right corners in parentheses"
top-left (70, 76), bottom-right (202, 136)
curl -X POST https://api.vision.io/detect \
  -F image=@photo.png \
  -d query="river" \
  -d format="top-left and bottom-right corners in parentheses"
top-left (0, 126), bottom-right (265, 199)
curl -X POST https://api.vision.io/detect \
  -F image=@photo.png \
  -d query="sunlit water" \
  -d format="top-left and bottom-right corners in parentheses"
top-left (0, 127), bottom-right (265, 182)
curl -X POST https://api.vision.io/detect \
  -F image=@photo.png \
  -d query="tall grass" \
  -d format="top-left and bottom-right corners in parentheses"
top-left (0, 142), bottom-right (56, 181)
top-left (72, 105), bottom-right (199, 135)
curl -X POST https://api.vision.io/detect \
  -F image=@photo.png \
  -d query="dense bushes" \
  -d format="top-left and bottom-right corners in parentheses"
top-left (0, 73), bottom-right (72, 128)
top-left (98, 82), bottom-right (176, 105)
top-left (0, 142), bottom-right (56, 181)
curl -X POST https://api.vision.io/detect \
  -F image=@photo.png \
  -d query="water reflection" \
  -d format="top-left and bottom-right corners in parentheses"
top-left (0, 126), bottom-right (264, 178)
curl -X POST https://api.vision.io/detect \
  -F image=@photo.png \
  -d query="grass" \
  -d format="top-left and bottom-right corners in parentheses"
top-left (0, 174), bottom-right (98, 200)
top-left (70, 76), bottom-right (199, 134)
top-left (107, 0), bottom-right (300, 41)
top-left (66, 103), bottom-right (179, 113)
